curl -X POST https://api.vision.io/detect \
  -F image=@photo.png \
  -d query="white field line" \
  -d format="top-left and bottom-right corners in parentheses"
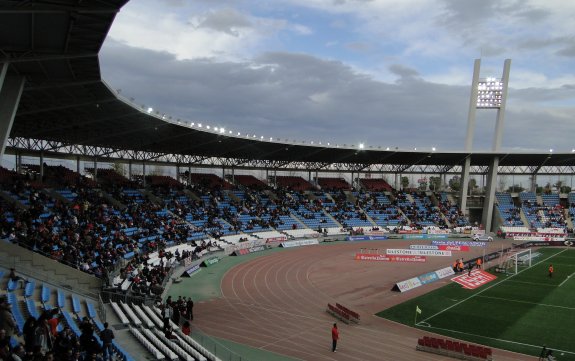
top-left (417, 324), bottom-right (575, 356)
top-left (559, 271), bottom-right (575, 287)
top-left (419, 248), bottom-right (569, 324)
top-left (505, 280), bottom-right (556, 287)
top-left (477, 295), bottom-right (575, 311)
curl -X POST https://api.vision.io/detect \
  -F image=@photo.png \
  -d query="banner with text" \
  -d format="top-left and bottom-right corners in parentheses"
top-left (354, 253), bottom-right (426, 262)
top-left (386, 249), bottom-right (452, 257)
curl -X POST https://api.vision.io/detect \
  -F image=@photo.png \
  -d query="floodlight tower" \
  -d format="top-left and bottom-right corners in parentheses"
top-left (458, 59), bottom-right (511, 231)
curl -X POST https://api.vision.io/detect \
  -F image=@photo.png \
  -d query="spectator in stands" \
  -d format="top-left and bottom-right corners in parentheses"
top-left (186, 297), bottom-right (194, 321)
top-left (10, 344), bottom-right (25, 361)
top-left (162, 303), bottom-right (173, 332)
top-left (331, 323), bottom-right (339, 352)
top-left (100, 322), bottom-right (115, 361)
top-left (9, 268), bottom-right (27, 289)
top-left (0, 300), bottom-right (17, 340)
top-left (34, 315), bottom-right (53, 354)
top-left (182, 321), bottom-right (191, 336)
top-left (23, 316), bottom-right (37, 352)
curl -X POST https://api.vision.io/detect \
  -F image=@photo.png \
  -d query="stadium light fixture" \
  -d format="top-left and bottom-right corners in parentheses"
top-left (550, 148), bottom-right (554, 153)
top-left (206, 125), bottom-right (211, 130)
top-left (214, 127), bottom-right (218, 131)
top-left (432, 147), bottom-right (436, 151)
top-left (386, 147), bottom-right (390, 151)
top-left (198, 123), bottom-right (202, 128)
top-left (359, 143), bottom-right (364, 149)
top-left (572, 149), bottom-right (575, 153)
top-left (147, 107), bottom-right (153, 113)
top-left (476, 77), bottom-right (504, 109)
top-left (220, 128), bottom-right (225, 134)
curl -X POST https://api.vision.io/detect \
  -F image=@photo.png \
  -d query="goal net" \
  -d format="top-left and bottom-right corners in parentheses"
top-left (497, 248), bottom-right (532, 275)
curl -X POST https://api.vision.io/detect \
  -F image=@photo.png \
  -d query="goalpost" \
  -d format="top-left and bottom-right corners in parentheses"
top-left (498, 248), bottom-right (532, 275)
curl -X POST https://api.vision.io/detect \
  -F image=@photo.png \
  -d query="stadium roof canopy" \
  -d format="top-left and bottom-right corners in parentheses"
top-left (1, 0), bottom-right (575, 171)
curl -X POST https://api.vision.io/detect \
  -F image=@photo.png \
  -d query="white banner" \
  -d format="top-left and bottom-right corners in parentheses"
top-left (435, 266), bottom-right (456, 279)
top-left (396, 277), bottom-right (423, 293)
top-left (386, 249), bottom-right (452, 257)
top-left (409, 245), bottom-right (440, 250)
top-left (281, 239), bottom-right (319, 248)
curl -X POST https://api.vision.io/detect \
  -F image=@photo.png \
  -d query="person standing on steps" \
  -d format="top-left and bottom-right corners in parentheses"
top-left (331, 323), bottom-right (339, 352)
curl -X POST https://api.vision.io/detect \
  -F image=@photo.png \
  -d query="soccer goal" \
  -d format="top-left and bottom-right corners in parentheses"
top-left (498, 248), bottom-right (532, 275)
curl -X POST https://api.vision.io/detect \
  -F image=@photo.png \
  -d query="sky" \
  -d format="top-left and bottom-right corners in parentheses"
top-left (99, 0), bottom-right (575, 153)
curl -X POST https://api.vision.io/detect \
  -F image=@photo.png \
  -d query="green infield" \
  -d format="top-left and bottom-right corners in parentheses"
top-left (377, 248), bottom-right (575, 360)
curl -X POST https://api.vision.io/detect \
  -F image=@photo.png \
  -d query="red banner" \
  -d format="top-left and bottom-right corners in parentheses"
top-left (452, 270), bottom-right (497, 289)
top-left (438, 245), bottom-right (470, 252)
top-left (354, 253), bottom-right (426, 262)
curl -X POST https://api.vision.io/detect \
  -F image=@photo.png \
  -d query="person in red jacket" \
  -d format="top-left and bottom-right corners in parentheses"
top-left (331, 323), bottom-right (339, 352)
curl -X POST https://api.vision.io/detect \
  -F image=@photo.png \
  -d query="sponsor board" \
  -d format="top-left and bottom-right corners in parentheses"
top-left (346, 235), bottom-right (388, 241)
top-left (418, 271), bottom-right (439, 285)
top-left (365, 231), bottom-right (388, 236)
top-left (403, 234), bottom-right (448, 240)
top-left (426, 229), bottom-right (451, 235)
top-left (513, 236), bottom-right (565, 242)
top-left (396, 277), bottom-right (423, 292)
top-left (266, 236), bottom-right (287, 243)
top-left (354, 253), bottom-right (426, 262)
top-left (203, 257), bottom-right (219, 267)
top-left (435, 266), bottom-right (456, 279)
top-left (409, 244), bottom-right (440, 250)
top-left (452, 270), bottom-right (497, 289)
top-left (432, 240), bottom-right (487, 247)
top-left (281, 239), bottom-right (320, 248)
top-left (438, 245), bottom-right (470, 252)
top-left (398, 229), bottom-right (422, 234)
top-left (393, 266), bottom-right (456, 292)
top-left (386, 249), bottom-right (452, 257)
top-left (225, 239), bottom-right (267, 253)
top-left (235, 245), bottom-right (266, 256)
top-left (184, 264), bottom-right (201, 276)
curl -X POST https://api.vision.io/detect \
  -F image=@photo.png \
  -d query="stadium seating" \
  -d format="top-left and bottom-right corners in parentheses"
top-left (416, 336), bottom-right (493, 360)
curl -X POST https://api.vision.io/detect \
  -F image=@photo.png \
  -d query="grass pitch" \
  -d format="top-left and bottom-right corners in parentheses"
top-left (377, 248), bottom-right (575, 360)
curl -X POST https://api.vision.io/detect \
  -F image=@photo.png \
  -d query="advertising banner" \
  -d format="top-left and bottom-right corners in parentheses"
top-left (396, 277), bottom-right (423, 292)
top-left (435, 266), bottom-right (456, 279)
top-left (354, 253), bottom-right (426, 262)
top-left (438, 245), bottom-right (470, 252)
top-left (417, 271), bottom-right (439, 285)
top-left (386, 249), bottom-right (452, 257)
top-left (184, 264), bottom-right (201, 276)
top-left (432, 241), bottom-right (487, 247)
top-left (203, 257), bottom-right (219, 267)
top-left (346, 235), bottom-right (389, 241)
top-left (409, 245), bottom-right (440, 250)
top-left (281, 239), bottom-right (320, 248)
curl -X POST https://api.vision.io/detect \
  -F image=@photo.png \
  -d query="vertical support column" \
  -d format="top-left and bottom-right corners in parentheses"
top-left (0, 71), bottom-right (25, 161)
top-left (93, 158), bottom-right (98, 181)
top-left (308, 170), bottom-right (311, 183)
top-left (492, 59), bottom-right (512, 152)
top-left (481, 156), bottom-right (499, 232)
top-left (39, 152), bottom-right (44, 181)
top-left (395, 173), bottom-right (399, 190)
top-left (459, 59), bottom-right (482, 214)
top-left (142, 162), bottom-right (146, 187)
top-left (530, 174), bottom-right (537, 192)
top-left (222, 166), bottom-right (225, 180)
top-left (76, 156), bottom-right (80, 175)
top-left (265, 168), bottom-right (269, 185)
top-left (231, 167), bottom-right (235, 184)
top-left (351, 172), bottom-right (355, 190)
top-left (187, 165), bottom-right (191, 185)
top-left (128, 160), bottom-right (133, 181)
top-left (176, 164), bottom-right (180, 183)
top-left (459, 157), bottom-right (471, 214)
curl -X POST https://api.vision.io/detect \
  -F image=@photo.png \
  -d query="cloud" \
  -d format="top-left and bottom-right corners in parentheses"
top-left (196, 8), bottom-right (253, 36)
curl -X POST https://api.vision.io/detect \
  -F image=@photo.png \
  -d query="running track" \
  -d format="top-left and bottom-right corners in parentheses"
top-left (192, 240), bottom-right (537, 361)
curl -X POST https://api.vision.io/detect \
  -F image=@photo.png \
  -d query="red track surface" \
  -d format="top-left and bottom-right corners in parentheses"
top-left (194, 240), bottom-right (536, 361)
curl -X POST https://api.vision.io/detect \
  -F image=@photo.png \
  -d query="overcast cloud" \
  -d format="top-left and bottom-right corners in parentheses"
top-left (100, 0), bottom-right (575, 153)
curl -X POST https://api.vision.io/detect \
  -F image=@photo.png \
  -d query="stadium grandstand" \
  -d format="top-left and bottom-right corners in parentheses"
top-left (0, 1), bottom-right (574, 361)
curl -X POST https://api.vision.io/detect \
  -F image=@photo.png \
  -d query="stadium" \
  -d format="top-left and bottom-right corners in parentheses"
top-left (1, 1), bottom-right (574, 361)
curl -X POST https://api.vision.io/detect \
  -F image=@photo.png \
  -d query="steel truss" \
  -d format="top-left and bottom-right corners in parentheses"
top-left (6, 137), bottom-right (575, 176)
